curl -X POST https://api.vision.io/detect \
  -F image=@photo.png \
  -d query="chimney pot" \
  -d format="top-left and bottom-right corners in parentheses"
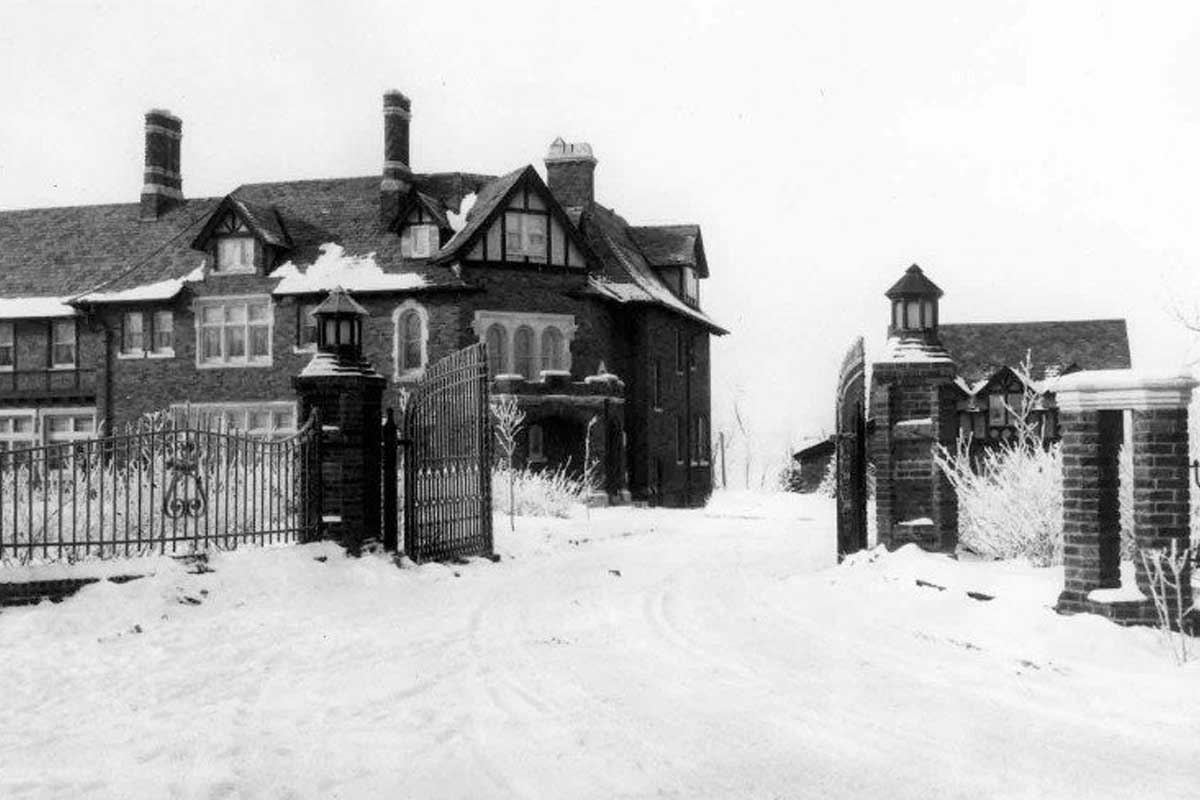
top-left (140, 109), bottom-right (183, 220)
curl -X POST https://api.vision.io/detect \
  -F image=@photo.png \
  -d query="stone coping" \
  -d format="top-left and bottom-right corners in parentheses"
top-left (1049, 369), bottom-right (1197, 411)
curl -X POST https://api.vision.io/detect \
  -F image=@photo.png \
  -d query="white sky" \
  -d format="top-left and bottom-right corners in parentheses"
top-left (3, 0), bottom-right (1200, 467)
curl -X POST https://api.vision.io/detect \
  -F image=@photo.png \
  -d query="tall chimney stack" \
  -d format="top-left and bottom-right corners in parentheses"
top-left (140, 109), bottom-right (183, 221)
top-left (381, 90), bottom-right (412, 227)
top-left (544, 138), bottom-right (596, 211)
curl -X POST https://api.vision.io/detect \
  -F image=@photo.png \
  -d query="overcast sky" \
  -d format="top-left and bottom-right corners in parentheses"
top-left (3, 0), bottom-right (1200, 474)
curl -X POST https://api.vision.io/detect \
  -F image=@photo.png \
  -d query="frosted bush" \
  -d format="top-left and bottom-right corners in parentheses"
top-left (492, 465), bottom-right (589, 518)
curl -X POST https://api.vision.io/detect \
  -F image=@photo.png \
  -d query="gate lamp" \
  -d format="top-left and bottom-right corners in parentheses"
top-left (312, 286), bottom-right (369, 365)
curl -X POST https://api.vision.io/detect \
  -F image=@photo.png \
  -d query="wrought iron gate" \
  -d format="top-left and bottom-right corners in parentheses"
top-left (398, 343), bottom-right (494, 562)
top-left (836, 337), bottom-right (868, 559)
top-left (0, 414), bottom-right (321, 564)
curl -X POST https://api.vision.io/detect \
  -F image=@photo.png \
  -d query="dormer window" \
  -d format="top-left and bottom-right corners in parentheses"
top-left (216, 237), bottom-right (257, 273)
top-left (401, 223), bottom-right (439, 259)
top-left (682, 267), bottom-right (700, 306)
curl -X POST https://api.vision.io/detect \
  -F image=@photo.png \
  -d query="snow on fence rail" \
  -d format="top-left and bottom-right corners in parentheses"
top-left (0, 415), bottom-right (320, 566)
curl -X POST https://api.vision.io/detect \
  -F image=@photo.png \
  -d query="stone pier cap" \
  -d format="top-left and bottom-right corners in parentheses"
top-left (1049, 369), bottom-right (1197, 411)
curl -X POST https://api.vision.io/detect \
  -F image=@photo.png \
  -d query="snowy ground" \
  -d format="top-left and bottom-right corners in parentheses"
top-left (2, 492), bottom-right (1198, 799)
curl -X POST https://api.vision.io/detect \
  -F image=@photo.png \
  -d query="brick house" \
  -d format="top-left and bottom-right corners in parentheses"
top-left (0, 91), bottom-right (726, 507)
top-left (870, 264), bottom-right (1130, 551)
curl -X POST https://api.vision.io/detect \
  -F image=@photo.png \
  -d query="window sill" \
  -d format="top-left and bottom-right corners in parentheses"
top-left (196, 360), bottom-right (273, 370)
top-left (117, 351), bottom-right (144, 361)
top-left (293, 345), bottom-right (317, 355)
top-left (147, 349), bottom-right (175, 359)
top-left (50, 364), bottom-right (77, 371)
top-left (210, 268), bottom-right (257, 276)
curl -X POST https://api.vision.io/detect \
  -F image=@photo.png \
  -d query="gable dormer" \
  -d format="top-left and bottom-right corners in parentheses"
top-left (628, 225), bottom-right (708, 308)
top-left (396, 191), bottom-right (451, 260)
top-left (191, 195), bottom-right (291, 276)
top-left (434, 166), bottom-right (590, 270)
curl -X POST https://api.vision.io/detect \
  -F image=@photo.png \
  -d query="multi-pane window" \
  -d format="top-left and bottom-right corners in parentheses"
top-left (122, 312), bottom-right (144, 355)
top-left (0, 323), bottom-right (13, 370)
top-left (51, 320), bottom-right (75, 367)
top-left (987, 392), bottom-right (1025, 427)
top-left (395, 307), bottom-right (425, 375)
top-left (44, 414), bottom-right (95, 444)
top-left (505, 213), bottom-right (548, 261)
top-left (121, 311), bottom-right (174, 357)
top-left (0, 414), bottom-right (36, 452)
top-left (215, 237), bottom-right (256, 273)
top-left (513, 326), bottom-right (536, 379)
top-left (485, 324), bottom-right (507, 377)
top-left (297, 304), bottom-right (318, 351)
top-left (401, 224), bottom-right (439, 259)
top-left (197, 298), bottom-right (272, 366)
top-left (171, 401), bottom-right (297, 439)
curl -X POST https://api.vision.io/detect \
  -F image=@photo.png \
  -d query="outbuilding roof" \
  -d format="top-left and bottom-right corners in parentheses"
top-left (939, 319), bottom-right (1131, 383)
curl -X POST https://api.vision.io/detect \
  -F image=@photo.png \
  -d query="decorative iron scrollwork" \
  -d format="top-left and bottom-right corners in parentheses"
top-left (163, 438), bottom-right (207, 519)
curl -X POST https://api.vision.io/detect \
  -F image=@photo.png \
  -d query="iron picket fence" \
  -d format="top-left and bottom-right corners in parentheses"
top-left (0, 414), bottom-right (320, 564)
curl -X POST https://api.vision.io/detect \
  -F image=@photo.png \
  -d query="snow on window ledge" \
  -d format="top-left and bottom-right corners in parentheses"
top-left (897, 517), bottom-right (935, 526)
top-left (1086, 585), bottom-right (1148, 603)
top-left (147, 349), bottom-right (175, 359)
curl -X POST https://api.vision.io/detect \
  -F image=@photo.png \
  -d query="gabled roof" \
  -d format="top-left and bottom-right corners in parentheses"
top-left (190, 194), bottom-right (292, 251)
top-left (627, 225), bottom-right (708, 277)
top-left (398, 190), bottom-right (451, 231)
top-left (939, 319), bottom-right (1130, 383)
top-left (886, 264), bottom-right (943, 299)
top-left (69, 172), bottom-right (495, 299)
top-left (580, 203), bottom-right (727, 334)
top-left (431, 165), bottom-right (594, 268)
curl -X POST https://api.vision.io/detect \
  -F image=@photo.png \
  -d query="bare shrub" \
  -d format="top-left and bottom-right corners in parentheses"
top-left (1138, 541), bottom-right (1196, 665)
top-left (490, 397), bottom-right (525, 532)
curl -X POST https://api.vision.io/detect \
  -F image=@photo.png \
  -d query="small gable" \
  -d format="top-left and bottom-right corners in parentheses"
top-left (396, 191), bottom-right (451, 260)
top-left (628, 225), bottom-right (708, 277)
top-left (190, 194), bottom-right (292, 275)
top-left (436, 167), bottom-right (589, 270)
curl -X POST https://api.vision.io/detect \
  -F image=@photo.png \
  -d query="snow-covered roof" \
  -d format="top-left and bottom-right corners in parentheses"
top-left (74, 264), bottom-right (206, 304)
top-left (270, 243), bottom-right (429, 295)
top-left (877, 336), bottom-right (954, 364)
top-left (0, 297), bottom-right (77, 319)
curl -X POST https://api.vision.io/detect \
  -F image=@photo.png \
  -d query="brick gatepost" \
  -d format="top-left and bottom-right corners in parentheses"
top-left (1054, 370), bottom-right (1196, 627)
top-left (293, 289), bottom-right (386, 554)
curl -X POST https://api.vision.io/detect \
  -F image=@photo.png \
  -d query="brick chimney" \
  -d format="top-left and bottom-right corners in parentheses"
top-left (545, 138), bottom-right (596, 210)
top-left (140, 109), bottom-right (182, 221)
top-left (381, 90), bottom-right (412, 227)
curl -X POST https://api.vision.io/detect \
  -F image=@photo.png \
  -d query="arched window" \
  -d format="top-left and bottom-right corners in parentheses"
top-left (513, 326), bottom-right (535, 379)
top-left (485, 324), bottom-right (507, 376)
top-left (541, 326), bottom-right (564, 371)
top-left (393, 301), bottom-right (428, 378)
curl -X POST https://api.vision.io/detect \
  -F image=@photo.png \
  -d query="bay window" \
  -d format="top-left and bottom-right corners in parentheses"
top-left (472, 311), bottom-right (576, 379)
top-left (196, 297), bottom-right (273, 367)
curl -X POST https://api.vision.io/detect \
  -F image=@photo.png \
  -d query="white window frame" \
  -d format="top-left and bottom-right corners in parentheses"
top-left (0, 407), bottom-right (97, 450)
top-left (0, 322), bottom-right (13, 372)
top-left (392, 300), bottom-right (429, 381)
top-left (150, 310), bottom-right (175, 357)
top-left (400, 224), bottom-right (439, 259)
top-left (682, 267), bottom-right (700, 306)
top-left (50, 319), bottom-right (76, 369)
top-left (214, 235), bottom-right (258, 274)
top-left (194, 295), bottom-right (274, 369)
top-left (169, 401), bottom-right (298, 439)
top-left (471, 310), bottom-right (576, 379)
top-left (119, 312), bottom-right (145, 359)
